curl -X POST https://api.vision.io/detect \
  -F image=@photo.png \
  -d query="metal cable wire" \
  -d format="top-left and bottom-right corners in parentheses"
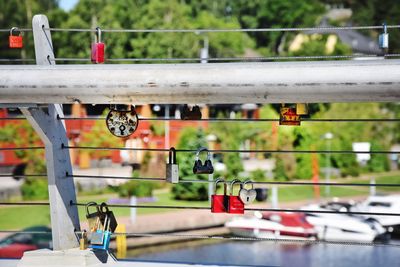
top-left (71, 202), bottom-right (400, 217)
top-left (0, 117), bottom-right (26, 120)
top-left (0, 146), bottom-right (44, 151)
top-left (68, 174), bottom-right (400, 188)
top-left (141, 117), bottom-right (400, 122)
top-left (49, 53), bottom-right (400, 63)
top-left (3, 115), bottom-right (400, 123)
top-left (0, 28), bottom-right (32, 32)
top-left (1, 172), bottom-right (395, 188)
top-left (0, 230), bottom-right (51, 234)
top-left (0, 202), bottom-right (49, 206)
top-left (53, 116), bottom-right (400, 122)
top-left (58, 116), bottom-right (400, 122)
top-left (2, 115), bottom-right (400, 123)
top-left (44, 25), bottom-right (400, 33)
top-left (0, 59), bottom-right (36, 62)
top-left (64, 145), bottom-right (400, 155)
top-left (70, 174), bottom-right (164, 182)
top-left (112, 232), bottom-right (400, 248)
top-left (0, 174), bottom-right (46, 178)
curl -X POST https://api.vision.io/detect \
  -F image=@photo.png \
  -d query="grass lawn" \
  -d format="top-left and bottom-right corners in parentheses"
top-left (0, 193), bottom-right (209, 230)
top-left (1, 174), bottom-right (399, 230)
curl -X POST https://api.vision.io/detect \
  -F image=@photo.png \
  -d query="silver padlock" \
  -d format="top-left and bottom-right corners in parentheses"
top-left (379, 23), bottom-right (389, 49)
top-left (166, 147), bottom-right (179, 183)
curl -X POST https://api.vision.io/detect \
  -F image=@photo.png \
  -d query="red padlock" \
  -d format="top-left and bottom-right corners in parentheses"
top-left (91, 27), bottom-right (104, 64)
top-left (227, 179), bottom-right (245, 214)
top-left (9, 27), bottom-right (23, 49)
top-left (211, 179), bottom-right (227, 213)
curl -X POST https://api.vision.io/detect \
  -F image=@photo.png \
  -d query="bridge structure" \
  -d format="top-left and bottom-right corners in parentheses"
top-left (0, 14), bottom-right (400, 267)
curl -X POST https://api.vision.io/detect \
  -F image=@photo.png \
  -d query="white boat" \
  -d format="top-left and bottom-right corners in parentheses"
top-left (352, 195), bottom-right (400, 233)
top-left (225, 212), bottom-right (318, 240)
top-left (302, 203), bottom-right (387, 242)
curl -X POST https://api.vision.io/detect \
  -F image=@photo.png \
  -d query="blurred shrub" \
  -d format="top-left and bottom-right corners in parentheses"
top-left (21, 178), bottom-right (48, 200)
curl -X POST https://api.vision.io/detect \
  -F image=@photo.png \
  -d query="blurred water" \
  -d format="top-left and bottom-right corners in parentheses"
top-left (129, 241), bottom-right (400, 267)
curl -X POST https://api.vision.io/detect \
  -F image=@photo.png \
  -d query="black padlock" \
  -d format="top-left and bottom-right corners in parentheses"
top-left (180, 104), bottom-right (202, 120)
top-left (99, 202), bottom-right (118, 233)
top-left (193, 147), bottom-right (214, 174)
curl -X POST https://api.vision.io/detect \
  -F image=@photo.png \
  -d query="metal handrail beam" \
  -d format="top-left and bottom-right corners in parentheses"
top-left (1, 60), bottom-right (400, 104)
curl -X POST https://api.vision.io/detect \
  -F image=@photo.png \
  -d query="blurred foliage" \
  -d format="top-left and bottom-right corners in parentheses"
top-left (21, 177), bottom-right (48, 200)
top-left (250, 169), bottom-right (267, 182)
top-left (117, 170), bottom-right (155, 197)
top-left (184, 0), bottom-right (326, 53)
top-left (0, 121), bottom-right (45, 174)
top-left (287, 34), bottom-right (352, 57)
top-left (0, 0), bottom-right (60, 60)
top-left (334, 0), bottom-right (400, 53)
top-left (149, 122), bottom-right (165, 136)
top-left (296, 103), bottom-right (393, 178)
top-left (78, 109), bottom-right (123, 158)
top-left (50, 0), bottom-right (254, 61)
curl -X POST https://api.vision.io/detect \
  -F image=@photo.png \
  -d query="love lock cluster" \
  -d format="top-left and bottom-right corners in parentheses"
top-left (82, 202), bottom-right (118, 251)
top-left (211, 179), bottom-right (257, 214)
top-left (165, 147), bottom-right (255, 215)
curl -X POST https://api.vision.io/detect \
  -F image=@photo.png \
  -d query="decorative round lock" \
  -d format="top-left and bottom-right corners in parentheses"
top-left (106, 105), bottom-right (139, 137)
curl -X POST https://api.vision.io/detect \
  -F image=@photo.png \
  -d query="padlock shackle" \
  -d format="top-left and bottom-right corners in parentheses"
top-left (215, 178), bottom-right (227, 195)
top-left (95, 26), bottom-right (101, 43)
top-left (195, 147), bottom-right (211, 161)
top-left (86, 201), bottom-right (100, 216)
top-left (10, 27), bottom-right (20, 36)
top-left (242, 179), bottom-right (254, 189)
top-left (230, 179), bottom-right (242, 195)
top-left (383, 22), bottom-right (387, 33)
top-left (99, 202), bottom-right (110, 214)
top-left (169, 147), bottom-right (176, 164)
top-left (102, 213), bottom-right (110, 232)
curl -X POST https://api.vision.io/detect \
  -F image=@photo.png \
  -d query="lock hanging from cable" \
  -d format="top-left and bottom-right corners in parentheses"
top-left (280, 104), bottom-right (301, 126)
top-left (166, 147), bottom-right (179, 183)
top-left (193, 147), bottom-right (214, 174)
top-left (180, 104), bottom-right (202, 120)
top-left (9, 27), bottom-right (23, 49)
top-left (91, 27), bottom-right (105, 63)
top-left (379, 23), bottom-right (389, 50)
top-left (105, 104), bottom-right (139, 137)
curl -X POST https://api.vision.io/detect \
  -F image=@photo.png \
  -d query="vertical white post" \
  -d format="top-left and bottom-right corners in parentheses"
top-left (270, 185), bottom-right (278, 208)
top-left (370, 178), bottom-right (376, 196)
top-left (164, 105), bottom-right (170, 149)
top-left (20, 14), bottom-right (80, 250)
top-left (200, 37), bottom-right (209, 64)
top-left (324, 132), bottom-right (333, 197)
top-left (130, 196), bottom-right (137, 223)
top-left (208, 159), bottom-right (213, 204)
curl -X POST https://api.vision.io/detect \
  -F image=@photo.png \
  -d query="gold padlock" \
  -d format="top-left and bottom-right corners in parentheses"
top-left (80, 230), bottom-right (88, 250)
top-left (296, 103), bottom-right (308, 115)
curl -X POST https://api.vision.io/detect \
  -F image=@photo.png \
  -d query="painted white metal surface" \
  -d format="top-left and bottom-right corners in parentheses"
top-left (19, 14), bottom-right (80, 251)
top-left (0, 60), bottom-right (400, 104)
